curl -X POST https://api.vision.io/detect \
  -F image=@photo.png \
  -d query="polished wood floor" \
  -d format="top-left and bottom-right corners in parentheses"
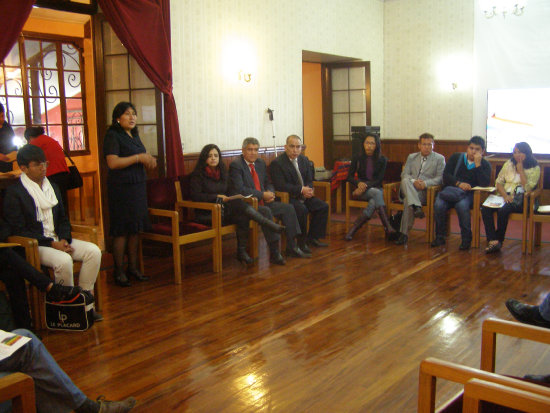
top-left (40, 221), bottom-right (550, 412)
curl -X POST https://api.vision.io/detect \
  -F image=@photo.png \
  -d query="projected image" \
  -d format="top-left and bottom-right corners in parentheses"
top-left (486, 88), bottom-right (550, 154)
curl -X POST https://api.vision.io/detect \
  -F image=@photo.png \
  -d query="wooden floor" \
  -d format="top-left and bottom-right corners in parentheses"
top-left (40, 221), bottom-right (550, 412)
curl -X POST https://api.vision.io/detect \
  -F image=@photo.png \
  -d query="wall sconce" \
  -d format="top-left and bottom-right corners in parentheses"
top-left (437, 54), bottom-right (472, 92)
top-left (480, 0), bottom-right (527, 18)
top-left (222, 37), bottom-right (257, 86)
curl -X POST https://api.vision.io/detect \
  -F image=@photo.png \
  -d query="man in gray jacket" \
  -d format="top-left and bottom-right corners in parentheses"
top-left (394, 133), bottom-right (445, 245)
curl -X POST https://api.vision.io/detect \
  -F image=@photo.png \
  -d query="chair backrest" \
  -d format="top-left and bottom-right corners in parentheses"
top-left (146, 177), bottom-right (177, 210)
top-left (177, 175), bottom-right (193, 200)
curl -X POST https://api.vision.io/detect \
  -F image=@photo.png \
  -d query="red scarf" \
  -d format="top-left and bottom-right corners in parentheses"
top-left (204, 166), bottom-right (220, 180)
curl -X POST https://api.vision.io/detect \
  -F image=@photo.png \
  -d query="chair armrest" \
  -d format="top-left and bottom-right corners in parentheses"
top-left (0, 372), bottom-right (36, 413)
top-left (71, 225), bottom-right (98, 246)
top-left (313, 181), bottom-right (331, 203)
top-left (383, 182), bottom-right (401, 203)
top-left (481, 318), bottom-right (550, 372)
top-left (463, 378), bottom-right (550, 413)
top-left (148, 208), bottom-right (179, 219)
top-left (418, 357), bottom-right (550, 413)
top-left (6, 236), bottom-right (40, 269)
top-left (175, 200), bottom-right (220, 212)
top-left (243, 197), bottom-right (258, 208)
top-left (0, 243), bottom-right (22, 248)
top-left (275, 191), bottom-right (289, 203)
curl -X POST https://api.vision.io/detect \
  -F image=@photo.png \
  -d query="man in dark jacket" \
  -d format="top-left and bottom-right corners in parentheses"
top-left (270, 135), bottom-right (328, 251)
top-left (431, 136), bottom-right (492, 250)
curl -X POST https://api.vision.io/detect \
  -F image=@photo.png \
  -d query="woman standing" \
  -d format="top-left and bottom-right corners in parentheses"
top-left (104, 102), bottom-right (157, 286)
top-left (190, 144), bottom-right (284, 265)
top-left (345, 134), bottom-right (396, 241)
top-left (25, 126), bottom-right (71, 212)
top-left (481, 142), bottom-right (540, 254)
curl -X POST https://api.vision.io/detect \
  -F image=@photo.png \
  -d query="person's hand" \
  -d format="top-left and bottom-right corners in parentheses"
top-left (516, 154), bottom-right (525, 172)
top-left (137, 153), bottom-right (157, 169)
top-left (357, 182), bottom-right (367, 191)
top-left (217, 195), bottom-right (229, 202)
top-left (413, 180), bottom-right (426, 190)
top-left (504, 194), bottom-right (514, 203)
top-left (473, 152), bottom-right (483, 167)
top-left (458, 182), bottom-right (471, 191)
top-left (302, 187), bottom-right (314, 198)
top-left (263, 191), bottom-right (275, 203)
top-left (51, 239), bottom-right (73, 253)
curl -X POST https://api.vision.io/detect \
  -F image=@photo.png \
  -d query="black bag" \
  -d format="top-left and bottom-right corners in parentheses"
top-left (45, 291), bottom-right (94, 331)
top-left (438, 186), bottom-right (467, 203)
top-left (389, 210), bottom-right (403, 232)
top-left (63, 149), bottom-right (83, 190)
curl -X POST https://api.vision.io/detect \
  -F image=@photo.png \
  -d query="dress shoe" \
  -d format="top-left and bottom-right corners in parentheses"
top-left (127, 269), bottom-right (150, 281)
top-left (97, 395), bottom-right (136, 413)
top-left (430, 237), bottom-right (445, 248)
top-left (308, 238), bottom-right (328, 247)
top-left (236, 248), bottom-right (255, 265)
top-left (459, 240), bottom-right (471, 250)
top-left (269, 252), bottom-right (286, 265)
top-left (299, 243), bottom-right (312, 254)
top-left (413, 206), bottom-right (425, 219)
top-left (114, 271), bottom-right (131, 287)
top-left (286, 247), bottom-right (312, 258)
top-left (92, 310), bottom-right (104, 322)
top-left (505, 299), bottom-right (550, 328)
top-left (394, 233), bottom-right (408, 245)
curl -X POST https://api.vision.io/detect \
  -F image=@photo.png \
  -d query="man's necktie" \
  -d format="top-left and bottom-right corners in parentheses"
top-left (292, 158), bottom-right (304, 187)
top-left (249, 163), bottom-right (263, 205)
top-left (418, 157), bottom-right (427, 178)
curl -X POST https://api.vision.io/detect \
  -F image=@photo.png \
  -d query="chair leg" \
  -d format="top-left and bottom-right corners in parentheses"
top-left (138, 236), bottom-right (145, 274)
top-left (345, 204), bottom-right (351, 232)
top-left (173, 243), bottom-right (182, 284)
top-left (94, 271), bottom-right (103, 312)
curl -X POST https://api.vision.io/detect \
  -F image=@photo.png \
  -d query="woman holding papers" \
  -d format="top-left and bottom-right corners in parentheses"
top-left (190, 144), bottom-right (284, 265)
top-left (481, 142), bottom-right (540, 253)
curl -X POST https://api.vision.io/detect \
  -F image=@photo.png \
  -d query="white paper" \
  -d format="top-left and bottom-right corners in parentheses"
top-left (537, 205), bottom-right (550, 213)
top-left (0, 330), bottom-right (31, 361)
top-left (483, 195), bottom-right (505, 208)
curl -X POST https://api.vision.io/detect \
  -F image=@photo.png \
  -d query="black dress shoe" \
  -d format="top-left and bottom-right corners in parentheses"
top-left (524, 374), bottom-right (550, 383)
top-left (92, 310), bottom-right (104, 322)
top-left (308, 238), bottom-right (329, 247)
top-left (394, 233), bottom-right (408, 245)
top-left (299, 243), bottom-right (312, 254)
top-left (286, 247), bottom-right (312, 258)
top-left (114, 272), bottom-right (131, 287)
top-left (430, 237), bottom-right (445, 248)
top-left (505, 299), bottom-right (550, 328)
top-left (459, 240), bottom-right (471, 250)
top-left (127, 269), bottom-right (150, 281)
top-left (269, 252), bottom-right (286, 265)
top-left (413, 206), bottom-right (425, 219)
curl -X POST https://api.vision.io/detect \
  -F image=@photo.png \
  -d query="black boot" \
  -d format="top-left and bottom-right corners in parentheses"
top-left (377, 207), bottom-right (398, 240)
top-left (236, 226), bottom-right (254, 265)
top-left (113, 268), bottom-right (131, 287)
top-left (345, 213), bottom-right (370, 241)
top-left (268, 241), bottom-right (286, 265)
top-left (127, 268), bottom-right (150, 281)
top-left (245, 206), bottom-right (285, 233)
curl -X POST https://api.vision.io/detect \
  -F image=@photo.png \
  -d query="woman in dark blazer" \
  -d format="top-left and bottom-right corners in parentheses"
top-left (345, 134), bottom-right (396, 240)
top-left (104, 102), bottom-right (157, 287)
top-left (190, 144), bottom-right (283, 265)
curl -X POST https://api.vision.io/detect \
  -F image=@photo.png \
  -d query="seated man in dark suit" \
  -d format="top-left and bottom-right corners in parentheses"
top-left (229, 137), bottom-right (309, 265)
top-left (270, 135), bottom-right (329, 252)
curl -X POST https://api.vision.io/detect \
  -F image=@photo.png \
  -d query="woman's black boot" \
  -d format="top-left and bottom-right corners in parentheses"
top-left (236, 226), bottom-right (254, 265)
top-left (114, 268), bottom-right (131, 287)
top-left (127, 268), bottom-right (150, 281)
top-left (377, 206), bottom-right (398, 240)
top-left (245, 206), bottom-right (285, 233)
top-left (345, 213), bottom-right (370, 241)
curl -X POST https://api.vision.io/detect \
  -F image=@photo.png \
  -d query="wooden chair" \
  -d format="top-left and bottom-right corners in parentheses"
top-left (528, 185), bottom-right (550, 254)
top-left (0, 373), bottom-right (36, 413)
top-left (463, 378), bottom-right (550, 412)
top-left (345, 181), bottom-right (370, 232)
top-left (475, 172), bottom-right (543, 253)
top-left (383, 182), bottom-right (438, 242)
top-left (174, 176), bottom-right (259, 269)
top-left (418, 318), bottom-right (550, 413)
top-left (139, 177), bottom-right (220, 284)
top-left (5, 226), bottom-right (102, 331)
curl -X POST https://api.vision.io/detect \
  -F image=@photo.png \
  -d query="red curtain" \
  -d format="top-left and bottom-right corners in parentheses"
top-left (98, 0), bottom-right (185, 177)
top-left (0, 0), bottom-right (34, 62)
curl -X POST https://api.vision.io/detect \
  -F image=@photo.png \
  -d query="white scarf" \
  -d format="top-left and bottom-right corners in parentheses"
top-left (20, 172), bottom-right (59, 240)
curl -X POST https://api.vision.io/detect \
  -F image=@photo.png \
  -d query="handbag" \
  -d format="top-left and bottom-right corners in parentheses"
top-left (438, 186), bottom-right (467, 203)
top-left (62, 148), bottom-right (83, 190)
top-left (45, 291), bottom-right (94, 331)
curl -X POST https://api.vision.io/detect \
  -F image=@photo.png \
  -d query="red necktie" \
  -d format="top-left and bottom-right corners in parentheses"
top-left (249, 163), bottom-right (263, 205)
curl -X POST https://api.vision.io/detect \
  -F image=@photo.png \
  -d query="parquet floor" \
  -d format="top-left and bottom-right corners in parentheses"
top-left (41, 221), bottom-right (550, 412)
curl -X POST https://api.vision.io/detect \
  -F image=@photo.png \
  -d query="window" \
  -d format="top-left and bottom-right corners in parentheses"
top-left (330, 63), bottom-right (370, 141)
top-left (0, 35), bottom-right (89, 154)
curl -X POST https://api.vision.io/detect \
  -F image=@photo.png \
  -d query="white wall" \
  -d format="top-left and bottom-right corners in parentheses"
top-left (171, 0), bottom-right (384, 153)
top-left (383, 0), bottom-right (474, 140)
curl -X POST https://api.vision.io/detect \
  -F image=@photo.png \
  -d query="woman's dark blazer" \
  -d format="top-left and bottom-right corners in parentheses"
top-left (2, 180), bottom-right (71, 246)
top-left (189, 172), bottom-right (228, 203)
top-left (346, 154), bottom-right (388, 189)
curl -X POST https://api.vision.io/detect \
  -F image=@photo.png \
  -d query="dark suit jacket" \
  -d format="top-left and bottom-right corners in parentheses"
top-left (346, 154), bottom-right (387, 189)
top-left (229, 155), bottom-right (274, 199)
top-left (3, 180), bottom-right (72, 247)
top-left (269, 153), bottom-right (314, 199)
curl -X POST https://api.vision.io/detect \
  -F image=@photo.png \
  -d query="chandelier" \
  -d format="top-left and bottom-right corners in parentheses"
top-left (480, 0), bottom-right (527, 18)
